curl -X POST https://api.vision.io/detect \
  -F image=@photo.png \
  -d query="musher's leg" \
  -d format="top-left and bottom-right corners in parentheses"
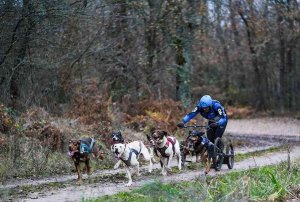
top-left (207, 122), bottom-right (227, 143)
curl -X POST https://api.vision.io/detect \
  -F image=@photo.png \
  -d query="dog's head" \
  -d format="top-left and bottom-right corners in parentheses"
top-left (68, 139), bottom-right (80, 157)
top-left (146, 134), bottom-right (155, 145)
top-left (152, 130), bottom-right (168, 144)
top-left (111, 131), bottom-right (124, 144)
top-left (187, 130), bottom-right (204, 150)
top-left (190, 130), bottom-right (200, 141)
top-left (111, 143), bottom-right (126, 159)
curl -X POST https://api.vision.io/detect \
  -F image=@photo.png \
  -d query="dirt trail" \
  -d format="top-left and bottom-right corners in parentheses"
top-left (21, 146), bottom-right (300, 202)
top-left (226, 117), bottom-right (300, 140)
top-left (1, 118), bottom-right (299, 202)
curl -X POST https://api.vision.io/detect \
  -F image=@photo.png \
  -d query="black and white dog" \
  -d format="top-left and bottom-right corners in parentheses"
top-left (111, 141), bottom-right (153, 186)
top-left (152, 130), bottom-right (181, 175)
top-left (111, 131), bottom-right (125, 169)
top-left (112, 131), bottom-right (124, 144)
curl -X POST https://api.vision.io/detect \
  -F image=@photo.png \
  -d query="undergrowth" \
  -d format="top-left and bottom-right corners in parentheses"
top-left (85, 160), bottom-right (300, 202)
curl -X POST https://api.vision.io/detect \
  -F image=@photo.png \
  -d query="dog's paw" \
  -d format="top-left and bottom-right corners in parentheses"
top-left (204, 168), bottom-right (210, 175)
top-left (76, 180), bottom-right (82, 185)
top-left (125, 182), bottom-right (132, 187)
top-left (114, 164), bottom-right (119, 169)
top-left (151, 157), bottom-right (157, 163)
top-left (166, 167), bottom-right (172, 172)
top-left (161, 170), bottom-right (167, 176)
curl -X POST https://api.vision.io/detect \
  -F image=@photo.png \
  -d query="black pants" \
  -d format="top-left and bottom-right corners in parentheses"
top-left (207, 122), bottom-right (227, 143)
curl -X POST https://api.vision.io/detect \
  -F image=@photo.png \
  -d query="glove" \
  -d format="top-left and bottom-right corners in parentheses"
top-left (177, 122), bottom-right (185, 128)
top-left (209, 122), bottom-right (218, 128)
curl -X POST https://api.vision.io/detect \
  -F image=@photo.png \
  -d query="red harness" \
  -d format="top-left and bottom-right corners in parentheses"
top-left (155, 137), bottom-right (177, 158)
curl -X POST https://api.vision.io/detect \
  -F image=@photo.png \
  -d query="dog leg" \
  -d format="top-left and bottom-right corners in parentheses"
top-left (148, 158), bottom-right (153, 173)
top-left (141, 144), bottom-right (153, 173)
top-left (161, 158), bottom-right (168, 176)
top-left (125, 166), bottom-right (132, 186)
top-left (149, 147), bottom-right (157, 163)
top-left (202, 151), bottom-right (211, 174)
top-left (136, 164), bottom-right (141, 176)
top-left (162, 165), bottom-right (167, 176)
top-left (196, 153), bottom-right (201, 163)
top-left (181, 151), bottom-right (187, 168)
top-left (75, 163), bottom-right (82, 184)
top-left (114, 160), bottom-right (122, 169)
top-left (175, 146), bottom-right (182, 171)
top-left (86, 159), bottom-right (91, 176)
top-left (166, 156), bottom-right (173, 173)
top-left (177, 154), bottom-right (182, 171)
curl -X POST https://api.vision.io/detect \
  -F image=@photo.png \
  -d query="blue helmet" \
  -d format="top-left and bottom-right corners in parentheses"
top-left (198, 95), bottom-right (212, 108)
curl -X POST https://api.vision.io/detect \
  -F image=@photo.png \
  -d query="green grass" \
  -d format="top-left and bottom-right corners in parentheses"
top-left (85, 159), bottom-right (300, 202)
top-left (235, 145), bottom-right (285, 162)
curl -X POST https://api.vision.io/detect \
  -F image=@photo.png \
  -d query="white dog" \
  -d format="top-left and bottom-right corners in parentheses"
top-left (152, 130), bottom-right (181, 175)
top-left (111, 141), bottom-right (152, 186)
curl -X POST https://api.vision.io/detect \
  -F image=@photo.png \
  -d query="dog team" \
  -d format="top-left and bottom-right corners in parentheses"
top-left (68, 129), bottom-right (212, 187)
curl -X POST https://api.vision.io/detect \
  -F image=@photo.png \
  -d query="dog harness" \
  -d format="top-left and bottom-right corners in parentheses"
top-left (121, 141), bottom-right (142, 166)
top-left (80, 138), bottom-right (95, 155)
top-left (155, 137), bottom-right (176, 158)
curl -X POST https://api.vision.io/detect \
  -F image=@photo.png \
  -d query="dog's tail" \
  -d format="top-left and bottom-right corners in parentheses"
top-left (89, 140), bottom-right (105, 160)
top-left (140, 141), bottom-right (152, 161)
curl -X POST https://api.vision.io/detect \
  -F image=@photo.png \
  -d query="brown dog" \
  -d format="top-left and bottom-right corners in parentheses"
top-left (68, 137), bottom-right (103, 182)
top-left (181, 130), bottom-right (212, 174)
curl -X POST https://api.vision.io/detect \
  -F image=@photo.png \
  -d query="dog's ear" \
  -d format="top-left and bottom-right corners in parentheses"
top-left (146, 134), bottom-right (151, 141)
top-left (162, 131), bottom-right (168, 137)
top-left (152, 131), bottom-right (158, 139)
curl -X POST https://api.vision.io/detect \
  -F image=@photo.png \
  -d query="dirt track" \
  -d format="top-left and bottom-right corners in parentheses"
top-left (226, 117), bottom-right (300, 140)
top-left (21, 146), bottom-right (300, 202)
top-left (1, 118), bottom-right (300, 202)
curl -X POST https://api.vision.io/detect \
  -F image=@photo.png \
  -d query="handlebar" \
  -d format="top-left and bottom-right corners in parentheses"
top-left (182, 125), bottom-right (210, 129)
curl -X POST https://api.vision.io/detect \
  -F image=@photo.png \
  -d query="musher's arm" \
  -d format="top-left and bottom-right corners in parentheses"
top-left (182, 106), bottom-right (200, 124)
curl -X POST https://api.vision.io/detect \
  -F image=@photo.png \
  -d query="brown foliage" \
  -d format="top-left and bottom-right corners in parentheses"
top-left (125, 99), bottom-right (185, 134)
top-left (39, 124), bottom-right (64, 151)
top-left (18, 107), bottom-right (64, 152)
top-left (65, 81), bottom-right (114, 146)
top-left (22, 121), bottom-right (64, 152)
top-left (226, 106), bottom-right (255, 119)
top-left (66, 81), bottom-right (110, 125)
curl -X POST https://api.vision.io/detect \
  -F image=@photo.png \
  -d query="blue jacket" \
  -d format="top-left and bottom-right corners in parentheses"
top-left (182, 100), bottom-right (227, 127)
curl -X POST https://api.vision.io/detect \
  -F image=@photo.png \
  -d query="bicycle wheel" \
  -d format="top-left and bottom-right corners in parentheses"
top-left (225, 143), bottom-right (234, 169)
top-left (213, 137), bottom-right (224, 171)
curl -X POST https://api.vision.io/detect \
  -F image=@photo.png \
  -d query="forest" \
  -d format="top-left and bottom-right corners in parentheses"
top-left (1, 0), bottom-right (299, 113)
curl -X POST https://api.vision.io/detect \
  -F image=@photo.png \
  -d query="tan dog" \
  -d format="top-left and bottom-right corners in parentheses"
top-left (111, 141), bottom-right (152, 186)
top-left (152, 130), bottom-right (181, 175)
top-left (181, 133), bottom-right (212, 174)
